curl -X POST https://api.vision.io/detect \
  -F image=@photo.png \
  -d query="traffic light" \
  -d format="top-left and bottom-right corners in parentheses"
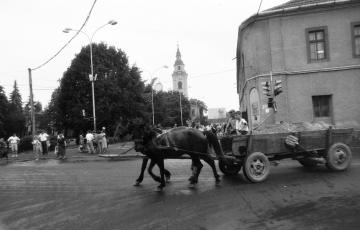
top-left (268, 98), bottom-right (274, 108)
top-left (274, 80), bottom-right (282, 96)
top-left (261, 81), bottom-right (272, 97)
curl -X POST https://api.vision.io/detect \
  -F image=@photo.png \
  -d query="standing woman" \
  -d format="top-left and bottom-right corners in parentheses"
top-left (101, 127), bottom-right (107, 153)
top-left (32, 135), bottom-right (41, 161)
top-left (57, 133), bottom-right (67, 160)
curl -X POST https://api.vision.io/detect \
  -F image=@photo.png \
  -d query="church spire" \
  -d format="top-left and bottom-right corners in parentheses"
top-left (176, 44), bottom-right (181, 60)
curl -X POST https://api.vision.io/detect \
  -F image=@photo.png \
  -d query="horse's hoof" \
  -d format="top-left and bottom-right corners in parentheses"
top-left (133, 181), bottom-right (141, 186)
top-left (188, 183), bottom-right (197, 188)
top-left (215, 180), bottom-right (221, 186)
top-left (188, 176), bottom-right (194, 181)
top-left (154, 187), bottom-right (163, 192)
top-left (166, 176), bottom-right (171, 181)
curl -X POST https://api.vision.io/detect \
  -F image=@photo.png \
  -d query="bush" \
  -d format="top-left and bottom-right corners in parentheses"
top-left (18, 136), bottom-right (33, 153)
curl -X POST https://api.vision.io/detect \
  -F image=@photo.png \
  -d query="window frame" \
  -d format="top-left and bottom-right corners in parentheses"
top-left (351, 21), bottom-right (360, 58)
top-left (312, 95), bottom-right (332, 118)
top-left (305, 26), bottom-right (330, 63)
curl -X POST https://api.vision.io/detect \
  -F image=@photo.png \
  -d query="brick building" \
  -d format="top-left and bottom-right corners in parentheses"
top-left (236, 0), bottom-right (360, 130)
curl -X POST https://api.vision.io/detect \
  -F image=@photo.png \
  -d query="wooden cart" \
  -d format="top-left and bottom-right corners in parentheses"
top-left (218, 126), bottom-right (354, 183)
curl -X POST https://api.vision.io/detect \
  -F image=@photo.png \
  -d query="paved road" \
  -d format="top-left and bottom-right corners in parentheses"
top-left (0, 147), bottom-right (359, 230)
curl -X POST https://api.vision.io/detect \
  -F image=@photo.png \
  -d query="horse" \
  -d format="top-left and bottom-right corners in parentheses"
top-left (117, 121), bottom-right (173, 186)
top-left (131, 123), bottom-right (228, 191)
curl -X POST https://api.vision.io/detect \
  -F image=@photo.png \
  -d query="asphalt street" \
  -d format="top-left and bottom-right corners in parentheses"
top-left (0, 145), bottom-right (359, 230)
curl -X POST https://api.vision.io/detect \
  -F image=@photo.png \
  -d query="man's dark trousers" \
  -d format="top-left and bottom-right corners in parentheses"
top-left (41, 141), bottom-right (48, 155)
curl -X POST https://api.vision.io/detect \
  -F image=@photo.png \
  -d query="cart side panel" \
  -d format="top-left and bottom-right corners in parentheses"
top-left (297, 130), bottom-right (327, 151)
top-left (331, 128), bottom-right (354, 145)
top-left (232, 135), bottom-right (249, 155)
top-left (251, 132), bottom-right (294, 155)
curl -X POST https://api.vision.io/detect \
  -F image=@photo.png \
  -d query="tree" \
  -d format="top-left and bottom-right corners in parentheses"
top-left (0, 85), bottom-right (9, 136)
top-left (4, 81), bottom-right (26, 136)
top-left (151, 89), bottom-right (191, 127)
top-left (55, 42), bottom-right (146, 136)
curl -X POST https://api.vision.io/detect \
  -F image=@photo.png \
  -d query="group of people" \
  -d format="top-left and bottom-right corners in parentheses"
top-left (32, 131), bottom-right (56, 160)
top-left (79, 128), bottom-right (107, 154)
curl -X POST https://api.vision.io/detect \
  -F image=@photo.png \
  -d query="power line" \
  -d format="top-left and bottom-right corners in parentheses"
top-left (31, 0), bottom-right (98, 71)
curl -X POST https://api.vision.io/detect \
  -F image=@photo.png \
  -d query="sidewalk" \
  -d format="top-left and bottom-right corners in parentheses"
top-left (2, 142), bottom-right (143, 163)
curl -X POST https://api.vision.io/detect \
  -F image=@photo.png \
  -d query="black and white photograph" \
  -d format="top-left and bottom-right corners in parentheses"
top-left (0, 0), bottom-right (360, 229)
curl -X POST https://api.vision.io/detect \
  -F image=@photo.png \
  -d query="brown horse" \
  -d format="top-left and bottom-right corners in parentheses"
top-left (117, 121), bottom-right (172, 186)
top-left (131, 123), bottom-right (228, 191)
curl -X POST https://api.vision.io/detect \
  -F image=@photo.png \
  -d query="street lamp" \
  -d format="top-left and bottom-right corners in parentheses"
top-left (141, 66), bottom-right (168, 125)
top-left (63, 20), bottom-right (117, 131)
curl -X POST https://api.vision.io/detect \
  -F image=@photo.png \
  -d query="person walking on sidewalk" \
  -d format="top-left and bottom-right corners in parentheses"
top-left (32, 135), bottom-right (42, 161)
top-left (39, 131), bottom-right (49, 155)
top-left (57, 133), bottom-right (67, 159)
top-left (101, 128), bottom-right (107, 153)
top-left (7, 133), bottom-right (20, 158)
top-left (78, 133), bottom-right (85, 153)
top-left (85, 130), bottom-right (95, 154)
top-left (94, 131), bottom-right (103, 154)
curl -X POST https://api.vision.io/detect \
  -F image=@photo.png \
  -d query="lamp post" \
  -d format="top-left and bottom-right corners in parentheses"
top-left (63, 20), bottom-right (117, 131)
top-left (141, 66), bottom-right (168, 125)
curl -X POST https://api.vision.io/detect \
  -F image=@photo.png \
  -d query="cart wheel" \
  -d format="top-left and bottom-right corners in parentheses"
top-left (243, 152), bottom-right (270, 183)
top-left (325, 143), bottom-right (352, 172)
top-left (218, 160), bottom-right (241, 175)
top-left (298, 158), bottom-right (318, 167)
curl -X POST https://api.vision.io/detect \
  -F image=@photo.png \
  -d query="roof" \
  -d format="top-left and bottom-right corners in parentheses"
top-left (265, 0), bottom-right (337, 11)
top-left (174, 59), bottom-right (184, 66)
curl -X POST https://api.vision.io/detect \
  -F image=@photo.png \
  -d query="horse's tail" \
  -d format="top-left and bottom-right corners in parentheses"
top-left (203, 131), bottom-right (229, 165)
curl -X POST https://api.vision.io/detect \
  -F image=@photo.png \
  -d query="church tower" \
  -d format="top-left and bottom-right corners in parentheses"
top-left (172, 44), bottom-right (188, 97)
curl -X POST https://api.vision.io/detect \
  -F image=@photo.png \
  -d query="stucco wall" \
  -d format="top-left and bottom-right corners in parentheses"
top-left (239, 3), bottom-right (360, 129)
top-left (285, 69), bottom-right (360, 128)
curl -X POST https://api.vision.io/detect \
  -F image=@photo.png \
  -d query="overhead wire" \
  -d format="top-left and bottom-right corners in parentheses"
top-left (31, 0), bottom-right (98, 71)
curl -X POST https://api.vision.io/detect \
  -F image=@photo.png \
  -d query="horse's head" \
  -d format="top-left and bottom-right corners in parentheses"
top-left (132, 123), bottom-right (158, 153)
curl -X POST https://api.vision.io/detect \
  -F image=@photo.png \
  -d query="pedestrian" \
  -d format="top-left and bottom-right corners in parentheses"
top-left (32, 135), bottom-right (41, 161)
top-left (85, 130), bottom-right (95, 154)
top-left (57, 133), bottom-right (67, 159)
top-left (95, 130), bottom-right (103, 154)
top-left (7, 133), bottom-right (20, 158)
top-left (39, 131), bottom-right (49, 155)
top-left (101, 127), bottom-right (107, 153)
top-left (78, 132), bottom-right (85, 153)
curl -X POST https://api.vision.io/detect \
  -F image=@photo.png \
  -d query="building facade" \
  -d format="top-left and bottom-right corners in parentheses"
top-left (236, 0), bottom-right (360, 130)
top-left (172, 45), bottom-right (189, 97)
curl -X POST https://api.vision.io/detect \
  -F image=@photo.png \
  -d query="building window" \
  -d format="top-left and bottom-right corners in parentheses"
top-left (312, 95), bottom-right (331, 117)
top-left (178, 81), bottom-right (182, 89)
top-left (306, 26), bottom-right (329, 62)
top-left (351, 22), bottom-right (360, 58)
top-left (178, 66), bottom-right (181, 70)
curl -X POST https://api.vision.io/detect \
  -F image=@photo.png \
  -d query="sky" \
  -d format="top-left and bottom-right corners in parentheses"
top-left (0, 0), bottom-right (288, 113)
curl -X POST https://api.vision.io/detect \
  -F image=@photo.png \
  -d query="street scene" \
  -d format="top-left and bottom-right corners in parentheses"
top-left (1, 0), bottom-right (360, 230)
top-left (0, 145), bottom-right (360, 230)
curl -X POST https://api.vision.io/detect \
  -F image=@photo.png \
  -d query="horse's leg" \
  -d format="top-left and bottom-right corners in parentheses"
top-left (188, 156), bottom-right (203, 188)
top-left (200, 156), bottom-right (221, 186)
top-left (164, 167), bottom-right (171, 181)
top-left (134, 158), bottom-right (149, 186)
top-left (188, 163), bottom-right (195, 181)
top-left (147, 159), bottom-right (161, 183)
top-left (154, 158), bottom-right (166, 192)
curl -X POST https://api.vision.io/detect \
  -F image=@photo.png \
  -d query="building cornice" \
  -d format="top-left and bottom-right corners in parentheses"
top-left (239, 0), bottom-right (360, 31)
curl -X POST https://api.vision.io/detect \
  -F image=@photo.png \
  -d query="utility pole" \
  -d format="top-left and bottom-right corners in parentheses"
top-left (28, 68), bottom-right (36, 137)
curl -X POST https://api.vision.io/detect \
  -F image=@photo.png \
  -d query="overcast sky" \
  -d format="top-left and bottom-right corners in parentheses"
top-left (0, 0), bottom-right (288, 112)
